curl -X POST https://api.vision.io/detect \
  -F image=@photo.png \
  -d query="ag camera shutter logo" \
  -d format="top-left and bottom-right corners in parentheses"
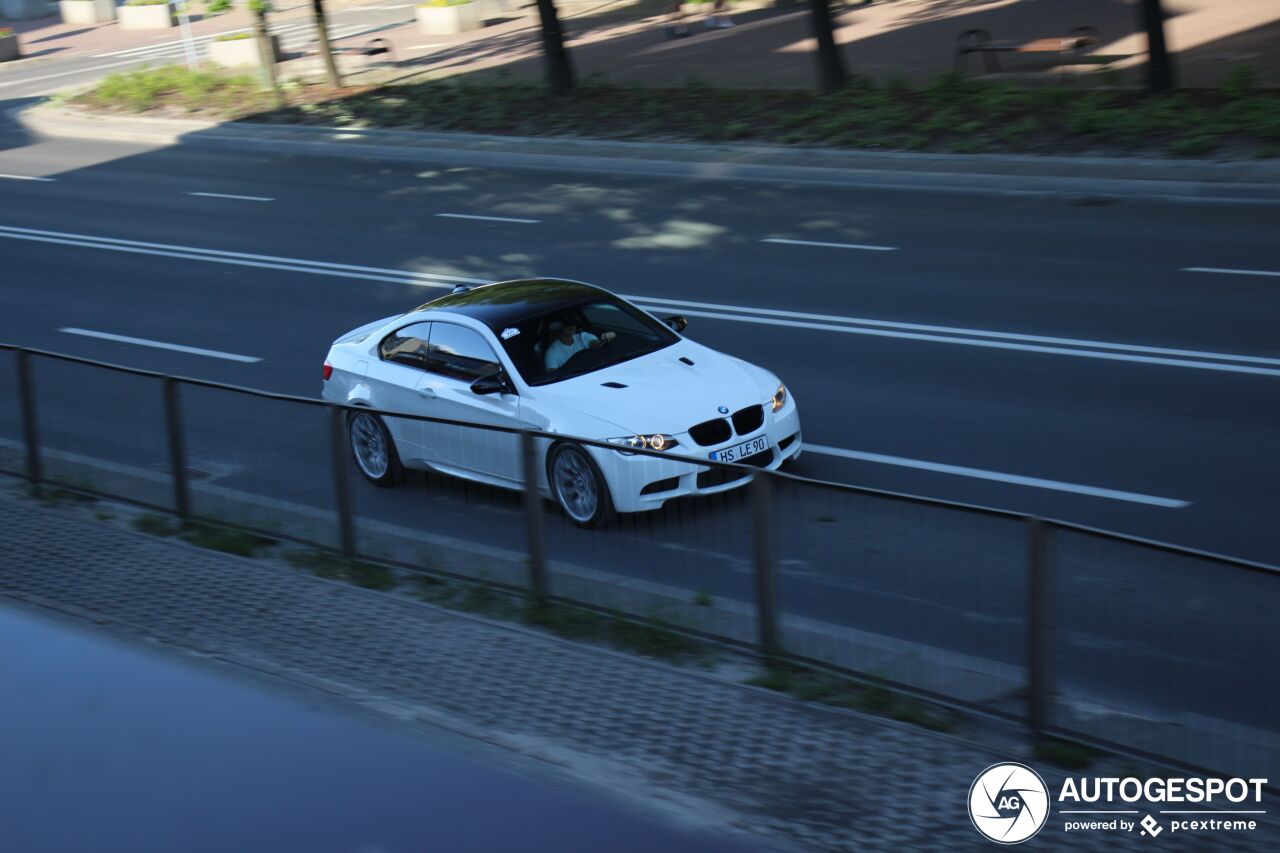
top-left (969, 763), bottom-right (1050, 844)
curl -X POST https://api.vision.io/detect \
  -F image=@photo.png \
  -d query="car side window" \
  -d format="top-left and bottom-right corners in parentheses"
top-left (427, 323), bottom-right (502, 381)
top-left (379, 322), bottom-right (432, 370)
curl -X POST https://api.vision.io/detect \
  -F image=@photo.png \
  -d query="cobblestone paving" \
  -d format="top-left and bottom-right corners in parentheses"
top-left (1, 492), bottom-right (1275, 851)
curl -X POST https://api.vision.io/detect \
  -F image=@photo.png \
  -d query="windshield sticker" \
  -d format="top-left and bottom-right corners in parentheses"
top-left (501, 328), bottom-right (520, 340)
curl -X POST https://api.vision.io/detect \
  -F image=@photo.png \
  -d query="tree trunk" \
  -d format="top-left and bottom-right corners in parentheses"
top-left (251, 2), bottom-right (283, 107)
top-left (534, 0), bottom-right (574, 95)
top-left (311, 0), bottom-right (343, 89)
top-left (1140, 0), bottom-right (1174, 92)
top-left (808, 0), bottom-right (848, 92)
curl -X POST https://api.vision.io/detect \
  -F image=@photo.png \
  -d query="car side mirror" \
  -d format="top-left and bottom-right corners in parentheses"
top-left (471, 371), bottom-right (512, 395)
top-left (664, 315), bottom-right (688, 333)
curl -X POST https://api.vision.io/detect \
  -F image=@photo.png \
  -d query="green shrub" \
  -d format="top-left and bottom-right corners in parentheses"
top-left (81, 65), bottom-right (266, 114)
top-left (125, 0), bottom-right (169, 5)
top-left (205, 0), bottom-right (231, 12)
top-left (1223, 64), bottom-right (1257, 99)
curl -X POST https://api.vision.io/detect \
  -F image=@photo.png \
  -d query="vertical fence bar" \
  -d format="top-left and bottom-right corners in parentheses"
top-left (1027, 516), bottom-right (1052, 742)
top-left (328, 405), bottom-right (357, 558)
top-left (521, 430), bottom-right (548, 604)
top-left (163, 377), bottom-right (191, 523)
top-left (16, 350), bottom-right (42, 490)
top-left (751, 472), bottom-right (779, 658)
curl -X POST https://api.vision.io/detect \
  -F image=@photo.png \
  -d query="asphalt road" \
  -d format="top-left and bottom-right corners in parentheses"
top-left (0, 116), bottom-right (1277, 744)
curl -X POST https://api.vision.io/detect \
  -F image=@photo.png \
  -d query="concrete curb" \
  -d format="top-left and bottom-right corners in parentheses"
top-left (15, 103), bottom-right (1280, 204)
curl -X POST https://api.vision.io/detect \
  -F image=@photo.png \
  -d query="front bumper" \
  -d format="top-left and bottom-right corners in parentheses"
top-left (594, 402), bottom-right (802, 513)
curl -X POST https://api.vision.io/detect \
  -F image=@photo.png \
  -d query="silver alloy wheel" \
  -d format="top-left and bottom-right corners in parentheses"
top-left (350, 412), bottom-right (389, 480)
top-left (553, 446), bottom-right (598, 523)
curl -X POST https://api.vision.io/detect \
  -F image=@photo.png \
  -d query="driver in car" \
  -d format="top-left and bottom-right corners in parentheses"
top-left (545, 314), bottom-right (616, 370)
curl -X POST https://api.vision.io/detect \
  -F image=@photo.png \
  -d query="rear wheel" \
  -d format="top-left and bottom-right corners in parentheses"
top-left (549, 442), bottom-right (615, 528)
top-left (348, 410), bottom-right (404, 486)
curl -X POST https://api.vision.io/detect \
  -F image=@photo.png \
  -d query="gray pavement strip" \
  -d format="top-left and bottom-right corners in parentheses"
top-left (3, 481), bottom-right (1278, 851)
top-left (14, 105), bottom-right (1280, 204)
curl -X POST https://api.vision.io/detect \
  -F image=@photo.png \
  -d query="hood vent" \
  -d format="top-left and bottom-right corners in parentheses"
top-left (601, 381), bottom-right (628, 389)
top-left (679, 356), bottom-right (694, 366)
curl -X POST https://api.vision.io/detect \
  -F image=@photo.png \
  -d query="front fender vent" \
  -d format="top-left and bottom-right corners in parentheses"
top-left (601, 381), bottom-right (628, 389)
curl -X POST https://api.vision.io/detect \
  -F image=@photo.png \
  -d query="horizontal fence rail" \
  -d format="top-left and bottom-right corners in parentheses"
top-left (3, 342), bottom-right (1276, 784)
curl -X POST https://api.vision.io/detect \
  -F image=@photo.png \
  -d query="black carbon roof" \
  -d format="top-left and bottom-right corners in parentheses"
top-left (411, 279), bottom-right (607, 328)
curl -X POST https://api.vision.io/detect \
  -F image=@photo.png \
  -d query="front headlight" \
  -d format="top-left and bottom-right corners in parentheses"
top-left (606, 434), bottom-right (680, 455)
top-left (770, 384), bottom-right (787, 413)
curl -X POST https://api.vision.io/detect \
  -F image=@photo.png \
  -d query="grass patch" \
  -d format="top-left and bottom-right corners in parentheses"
top-left (179, 522), bottom-right (276, 558)
top-left (65, 62), bottom-right (1280, 157)
top-left (692, 589), bottom-right (713, 607)
top-left (32, 487), bottom-right (96, 508)
top-left (72, 65), bottom-right (276, 117)
top-left (134, 513), bottom-right (179, 536)
top-left (525, 602), bottom-right (706, 661)
top-left (748, 664), bottom-right (956, 732)
top-left (1034, 736), bottom-right (1104, 770)
top-left (285, 549), bottom-right (398, 590)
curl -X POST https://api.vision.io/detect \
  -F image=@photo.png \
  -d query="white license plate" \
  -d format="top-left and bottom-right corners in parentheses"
top-left (711, 436), bottom-right (769, 463)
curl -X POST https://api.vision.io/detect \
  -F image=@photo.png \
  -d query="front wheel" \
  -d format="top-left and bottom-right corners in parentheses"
top-left (348, 410), bottom-right (404, 486)
top-left (549, 443), bottom-right (615, 528)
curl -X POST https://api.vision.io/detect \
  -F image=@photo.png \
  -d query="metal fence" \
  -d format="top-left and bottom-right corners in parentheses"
top-left (2, 343), bottom-right (1276, 781)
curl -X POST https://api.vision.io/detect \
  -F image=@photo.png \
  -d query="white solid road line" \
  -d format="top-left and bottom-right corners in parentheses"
top-left (59, 328), bottom-right (262, 363)
top-left (5, 224), bottom-right (1273, 378)
top-left (629, 294), bottom-right (1280, 367)
top-left (805, 445), bottom-right (1190, 508)
top-left (188, 192), bottom-right (275, 202)
top-left (650, 306), bottom-right (1280, 378)
top-left (0, 225), bottom-right (483, 286)
top-left (436, 213), bottom-right (541, 224)
top-left (0, 174), bottom-right (55, 182)
top-left (762, 237), bottom-right (898, 252)
top-left (1184, 267), bottom-right (1280, 279)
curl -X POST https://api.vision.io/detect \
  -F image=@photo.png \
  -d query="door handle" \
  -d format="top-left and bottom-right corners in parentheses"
top-left (417, 387), bottom-right (437, 400)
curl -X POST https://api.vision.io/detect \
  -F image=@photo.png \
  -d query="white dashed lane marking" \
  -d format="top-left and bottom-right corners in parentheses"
top-left (59, 328), bottom-right (263, 363)
top-left (187, 192), bottom-right (274, 202)
top-left (762, 237), bottom-right (898, 252)
top-left (435, 213), bottom-right (541, 224)
top-left (1184, 267), bottom-right (1280, 279)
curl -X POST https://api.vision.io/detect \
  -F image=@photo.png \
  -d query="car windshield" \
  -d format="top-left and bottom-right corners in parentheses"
top-left (493, 296), bottom-right (679, 386)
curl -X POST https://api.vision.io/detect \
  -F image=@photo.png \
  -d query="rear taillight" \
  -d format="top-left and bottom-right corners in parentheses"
top-left (322, 362), bottom-right (333, 381)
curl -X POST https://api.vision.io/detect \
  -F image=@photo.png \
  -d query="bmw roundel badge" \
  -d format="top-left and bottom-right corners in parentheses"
top-left (717, 405), bottom-right (730, 414)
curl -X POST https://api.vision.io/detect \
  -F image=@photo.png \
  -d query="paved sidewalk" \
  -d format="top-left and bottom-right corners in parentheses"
top-left (3, 0), bottom-right (1278, 87)
top-left (2, 482), bottom-right (1277, 851)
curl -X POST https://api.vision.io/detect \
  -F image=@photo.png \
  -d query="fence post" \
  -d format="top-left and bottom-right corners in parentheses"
top-left (521, 430), bottom-right (549, 605)
top-left (1027, 517), bottom-right (1052, 743)
top-left (751, 472), bottom-right (780, 658)
top-left (162, 377), bottom-right (191, 523)
top-left (328, 406), bottom-right (357, 558)
top-left (16, 350), bottom-right (42, 492)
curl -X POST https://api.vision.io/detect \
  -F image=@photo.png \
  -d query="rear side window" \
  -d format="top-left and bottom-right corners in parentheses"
top-left (379, 322), bottom-right (432, 370)
top-left (427, 323), bottom-right (501, 381)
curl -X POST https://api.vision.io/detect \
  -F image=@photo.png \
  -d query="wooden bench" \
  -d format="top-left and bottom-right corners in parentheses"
top-left (955, 27), bottom-right (1098, 76)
